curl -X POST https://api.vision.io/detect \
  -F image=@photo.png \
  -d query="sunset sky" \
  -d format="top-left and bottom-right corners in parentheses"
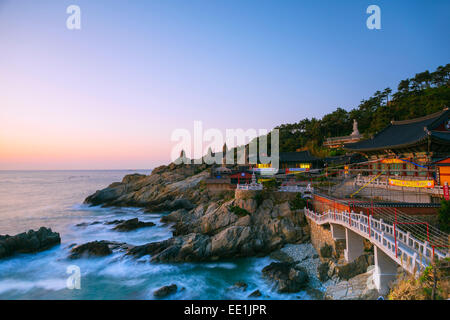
top-left (1, 0), bottom-right (449, 170)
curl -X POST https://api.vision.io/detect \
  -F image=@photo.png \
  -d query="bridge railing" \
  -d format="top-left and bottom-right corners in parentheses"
top-left (236, 184), bottom-right (263, 190)
top-left (304, 207), bottom-right (449, 275)
top-left (278, 185), bottom-right (315, 193)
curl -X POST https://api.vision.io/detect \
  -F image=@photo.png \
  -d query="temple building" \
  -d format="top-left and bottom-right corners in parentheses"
top-left (323, 119), bottom-right (362, 149)
top-left (343, 108), bottom-right (450, 193)
top-left (255, 150), bottom-right (322, 174)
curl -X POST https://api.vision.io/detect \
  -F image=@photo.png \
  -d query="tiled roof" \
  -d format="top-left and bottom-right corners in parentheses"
top-left (279, 151), bottom-right (319, 162)
top-left (344, 109), bottom-right (449, 152)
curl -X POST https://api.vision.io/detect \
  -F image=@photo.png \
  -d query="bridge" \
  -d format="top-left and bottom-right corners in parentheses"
top-left (304, 206), bottom-right (449, 294)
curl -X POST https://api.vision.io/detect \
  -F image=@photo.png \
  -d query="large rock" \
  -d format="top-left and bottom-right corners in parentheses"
top-left (128, 197), bottom-right (305, 262)
top-left (152, 198), bottom-right (194, 212)
top-left (161, 209), bottom-right (187, 223)
top-left (261, 262), bottom-right (309, 293)
top-left (86, 165), bottom-right (306, 263)
top-left (68, 240), bottom-right (125, 259)
top-left (228, 281), bottom-right (248, 292)
top-left (84, 165), bottom-right (210, 208)
top-left (153, 284), bottom-right (178, 298)
top-left (0, 227), bottom-right (61, 259)
top-left (128, 233), bottom-right (211, 262)
top-left (325, 267), bottom-right (379, 300)
top-left (269, 249), bottom-right (295, 263)
top-left (112, 218), bottom-right (155, 232)
top-left (248, 290), bottom-right (262, 298)
top-left (337, 254), bottom-right (374, 280)
top-left (317, 262), bottom-right (330, 282)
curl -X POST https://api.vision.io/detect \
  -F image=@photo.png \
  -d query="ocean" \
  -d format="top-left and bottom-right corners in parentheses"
top-left (0, 170), bottom-right (315, 300)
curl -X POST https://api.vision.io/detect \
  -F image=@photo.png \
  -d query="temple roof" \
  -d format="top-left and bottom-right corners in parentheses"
top-left (344, 108), bottom-right (450, 153)
top-left (279, 151), bottom-right (319, 162)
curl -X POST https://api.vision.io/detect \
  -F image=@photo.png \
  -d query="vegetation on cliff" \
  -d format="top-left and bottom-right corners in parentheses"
top-left (388, 259), bottom-right (450, 300)
top-left (438, 200), bottom-right (450, 233)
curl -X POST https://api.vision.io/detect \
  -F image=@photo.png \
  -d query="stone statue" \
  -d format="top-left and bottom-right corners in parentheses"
top-left (351, 119), bottom-right (360, 136)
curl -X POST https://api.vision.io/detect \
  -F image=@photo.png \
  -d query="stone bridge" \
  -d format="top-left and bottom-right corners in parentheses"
top-left (305, 207), bottom-right (449, 294)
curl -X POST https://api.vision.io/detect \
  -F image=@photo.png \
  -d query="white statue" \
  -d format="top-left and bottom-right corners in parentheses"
top-left (351, 119), bottom-right (360, 136)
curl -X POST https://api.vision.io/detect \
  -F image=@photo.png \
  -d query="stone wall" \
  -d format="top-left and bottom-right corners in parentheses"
top-left (234, 189), bottom-right (298, 202)
top-left (307, 216), bottom-right (345, 259)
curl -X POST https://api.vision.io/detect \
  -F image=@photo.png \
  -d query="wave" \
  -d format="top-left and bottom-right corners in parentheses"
top-left (0, 279), bottom-right (67, 295)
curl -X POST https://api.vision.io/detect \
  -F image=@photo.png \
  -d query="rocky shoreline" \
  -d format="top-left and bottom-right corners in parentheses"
top-left (80, 164), bottom-right (384, 299)
top-left (273, 243), bottom-right (379, 300)
top-left (0, 227), bottom-right (60, 259)
top-left (1, 164), bottom-right (381, 299)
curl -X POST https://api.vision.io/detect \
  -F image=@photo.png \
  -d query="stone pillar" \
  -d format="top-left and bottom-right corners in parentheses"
top-left (331, 224), bottom-right (346, 240)
top-left (222, 143), bottom-right (227, 166)
top-left (374, 246), bottom-right (398, 294)
top-left (344, 228), bottom-right (364, 262)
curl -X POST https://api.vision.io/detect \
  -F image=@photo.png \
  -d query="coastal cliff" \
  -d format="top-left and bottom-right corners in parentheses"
top-left (84, 164), bottom-right (309, 262)
top-left (128, 197), bottom-right (307, 262)
top-left (83, 164), bottom-right (382, 298)
top-left (85, 163), bottom-right (211, 210)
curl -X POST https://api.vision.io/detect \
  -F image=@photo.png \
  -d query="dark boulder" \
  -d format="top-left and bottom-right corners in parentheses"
top-left (320, 244), bottom-right (333, 258)
top-left (337, 254), bottom-right (373, 280)
top-left (0, 227), bottom-right (61, 259)
top-left (269, 250), bottom-right (295, 263)
top-left (84, 186), bottom-right (124, 206)
top-left (317, 262), bottom-right (330, 282)
top-left (112, 218), bottom-right (155, 232)
top-left (248, 290), bottom-right (262, 298)
top-left (153, 284), bottom-right (178, 298)
top-left (262, 262), bottom-right (309, 293)
top-left (151, 199), bottom-right (194, 212)
top-left (104, 219), bottom-right (125, 225)
top-left (228, 281), bottom-right (248, 291)
top-left (160, 209), bottom-right (188, 223)
top-left (75, 221), bottom-right (102, 227)
top-left (69, 240), bottom-right (113, 259)
top-left (127, 233), bottom-right (211, 262)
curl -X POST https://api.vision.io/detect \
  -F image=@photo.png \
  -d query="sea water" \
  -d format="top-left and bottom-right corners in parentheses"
top-left (0, 170), bottom-right (313, 300)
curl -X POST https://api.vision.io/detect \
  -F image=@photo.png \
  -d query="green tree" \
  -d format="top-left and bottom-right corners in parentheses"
top-left (438, 200), bottom-right (450, 233)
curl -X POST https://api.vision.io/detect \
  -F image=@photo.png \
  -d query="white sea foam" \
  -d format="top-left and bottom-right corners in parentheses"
top-left (0, 279), bottom-right (67, 294)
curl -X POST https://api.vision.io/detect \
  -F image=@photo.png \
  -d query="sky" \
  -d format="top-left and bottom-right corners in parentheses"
top-left (0, 0), bottom-right (449, 170)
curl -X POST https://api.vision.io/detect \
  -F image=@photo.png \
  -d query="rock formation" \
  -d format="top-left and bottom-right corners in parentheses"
top-left (0, 227), bottom-right (61, 259)
top-left (112, 218), bottom-right (156, 232)
top-left (69, 240), bottom-right (132, 259)
top-left (261, 262), bottom-right (309, 293)
top-left (85, 163), bottom-right (308, 262)
top-left (84, 164), bottom-right (210, 210)
top-left (153, 284), bottom-right (178, 298)
top-left (128, 197), bottom-right (306, 262)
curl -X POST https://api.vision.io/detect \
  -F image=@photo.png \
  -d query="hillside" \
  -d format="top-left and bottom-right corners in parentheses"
top-left (275, 64), bottom-right (450, 156)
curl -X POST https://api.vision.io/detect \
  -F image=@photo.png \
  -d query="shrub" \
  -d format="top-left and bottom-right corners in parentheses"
top-left (253, 192), bottom-right (264, 207)
top-left (262, 179), bottom-right (280, 191)
top-left (438, 200), bottom-right (450, 233)
top-left (290, 193), bottom-right (306, 210)
top-left (253, 190), bottom-right (273, 207)
top-left (320, 244), bottom-right (333, 258)
top-left (229, 205), bottom-right (250, 217)
top-left (388, 259), bottom-right (450, 300)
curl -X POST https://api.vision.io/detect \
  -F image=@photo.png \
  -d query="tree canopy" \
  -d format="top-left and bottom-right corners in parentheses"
top-left (275, 64), bottom-right (450, 155)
